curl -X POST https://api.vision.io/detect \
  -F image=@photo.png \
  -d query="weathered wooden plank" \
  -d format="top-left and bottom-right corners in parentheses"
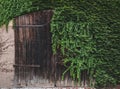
top-left (14, 10), bottom-right (54, 87)
top-left (13, 64), bottom-right (40, 68)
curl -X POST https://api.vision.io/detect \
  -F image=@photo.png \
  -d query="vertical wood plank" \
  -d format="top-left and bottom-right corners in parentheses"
top-left (14, 10), bottom-right (54, 87)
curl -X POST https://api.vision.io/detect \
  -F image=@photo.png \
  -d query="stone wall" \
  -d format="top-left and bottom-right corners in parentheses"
top-left (0, 21), bottom-right (14, 88)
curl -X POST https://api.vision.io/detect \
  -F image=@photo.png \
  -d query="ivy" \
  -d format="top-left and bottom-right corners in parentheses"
top-left (51, 1), bottom-right (120, 87)
top-left (0, 0), bottom-right (120, 88)
top-left (51, 7), bottom-right (97, 86)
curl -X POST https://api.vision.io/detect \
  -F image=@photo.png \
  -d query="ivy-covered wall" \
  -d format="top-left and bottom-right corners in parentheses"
top-left (0, 0), bottom-right (120, 88)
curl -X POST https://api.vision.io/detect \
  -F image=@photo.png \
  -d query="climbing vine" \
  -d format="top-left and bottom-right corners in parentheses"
top-left (0, 0), bottom-right (120, 88)
top-left (51, 7), bottom-right (97, 84)
top-left (51, 1), bottom-right (120, 87)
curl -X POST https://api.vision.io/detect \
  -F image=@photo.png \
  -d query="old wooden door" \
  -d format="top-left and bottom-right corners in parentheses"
top-left (14, 10), bottom-right (54, 87)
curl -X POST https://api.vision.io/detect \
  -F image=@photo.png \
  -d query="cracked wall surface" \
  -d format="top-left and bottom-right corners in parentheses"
top-left (0, 21), bottom-right (14, 88)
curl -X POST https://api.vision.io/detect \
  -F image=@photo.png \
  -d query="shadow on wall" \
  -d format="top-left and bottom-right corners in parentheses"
top-left (0, 20), bottom-right (15, 88)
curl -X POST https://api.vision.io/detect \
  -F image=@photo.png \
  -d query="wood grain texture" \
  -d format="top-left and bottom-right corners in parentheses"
top-left (14, 10), bottom-right (54, 87)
